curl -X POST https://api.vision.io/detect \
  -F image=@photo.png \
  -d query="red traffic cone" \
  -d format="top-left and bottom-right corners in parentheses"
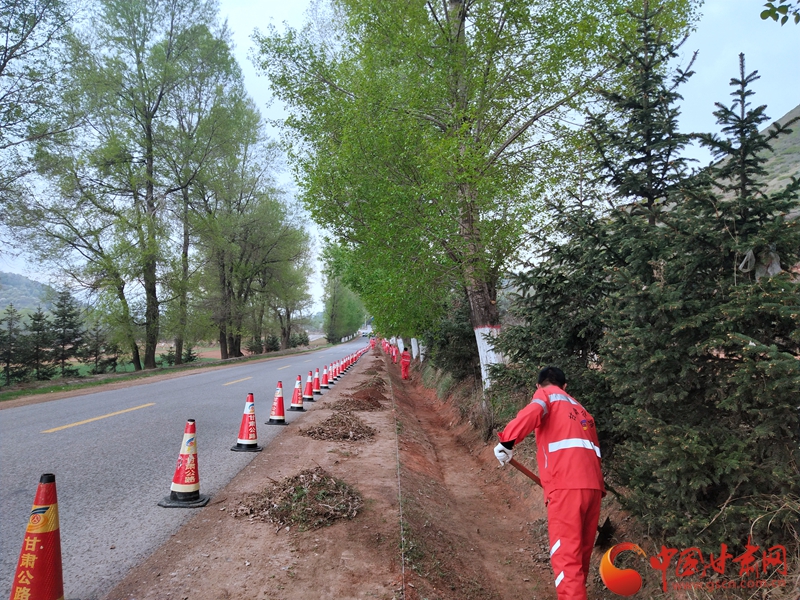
top-left (328, 363), bottom-right (336, 385)
top-left (303, 371), bottom-right (314, 402)
top-left (321, 365), bottom-right (330, 389)
top-left (289, 375), bottom-right (305, 411)
top-left (10, 474), bottom-right (63, 600)
top-left (267, 381), bottom-right (288, 425)
top-left (159, 419), bottom-right (209, 508)
top-left (231, 393), bottom-right (262, 452)
top-left (312, 368), bottom-right (321, 395)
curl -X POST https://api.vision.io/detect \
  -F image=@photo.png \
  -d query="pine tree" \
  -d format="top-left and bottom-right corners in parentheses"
top-left (79, 323), bottom-right (120, 375)
top-left (0, 304), bottom-right (28, 385)
top-left (26, 306), bottom-right (57, 381)
top-left (603, 53), bottom-right (800, 550)
top-left (492, 1), bottom-right (695, 436)
top-left (52, 290), bottom-right (84, 378)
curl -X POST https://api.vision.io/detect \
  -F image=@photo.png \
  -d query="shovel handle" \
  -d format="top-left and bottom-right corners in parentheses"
top-left (508, 458), bottom-right (542, 487)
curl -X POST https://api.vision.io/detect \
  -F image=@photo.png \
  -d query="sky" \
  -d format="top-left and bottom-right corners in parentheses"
top-left (2, 0), bottom-right (799, 305)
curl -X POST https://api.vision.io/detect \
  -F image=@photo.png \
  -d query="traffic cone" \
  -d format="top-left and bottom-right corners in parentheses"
top-left (328, 363), bottom-right (336, 385)
top-left (267, 382), bottom-right (288, 425)
top-left (303, 371), bottom-right (314, 402)
top-left (231, 393), bottom-right (262, 452)
top-left (312, 368), bottom-right (322, 395)
top-left (159, 419), bottom-right (209, 508)
top-left (321, 365), bottom-right (330, 389)
top-left (9, 474), bottom-right (63, 600)
top-left (289, 375), bottom-right (305, 411)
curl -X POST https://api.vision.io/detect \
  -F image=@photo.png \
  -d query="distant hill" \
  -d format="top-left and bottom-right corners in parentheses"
top-left (763, 102), bottom-right (800, 193)
top-left (0, 272), bottom-right (56, 313)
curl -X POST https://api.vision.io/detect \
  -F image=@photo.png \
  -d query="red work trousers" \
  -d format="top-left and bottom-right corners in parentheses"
top-left (401, 363), bottom-right (410, 379)
top-left (546, 488), bottom-right (602, 600)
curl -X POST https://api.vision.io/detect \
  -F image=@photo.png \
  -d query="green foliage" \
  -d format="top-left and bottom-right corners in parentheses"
top-left (323, 272), bottom-right (365, 343)
top-left (182, 345), bottom-right (197, 363)
top-left (0, 304), bottom-right (29, 385)
top-left (289, 331), bottom-right (310, 348)
top-left (27, 306), bottom-right (57, 380)
top-left (422, 292), bottom-right (481, 382)
top-left (264, 334), bottom-right (281, 353)
top-left (159, 347), bottom-right (176, 367)
top-left (761, 0), bottom-right (800, 25)
top-left (78, 322), bottom-right (120, 375)
top-left (254, 0), bottom-right (699, 375)
top-left (492, 5), bottom-right (800, 553)
top-left (51, 290), bottom-right (83, 378)
top-left (602, 55), bottom-right (800, 550)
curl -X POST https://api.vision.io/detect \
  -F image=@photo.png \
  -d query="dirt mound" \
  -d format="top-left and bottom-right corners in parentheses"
top-left (232, 466), bottom-right (363, 531)
top-left (350, 387), bottom-right (389, 404)
top-left (356, 373), bottom-right (387, 391)
top-left (333, 393), bottom-right (385, 411)
top-left (299, 410), bottom-right (377, 441)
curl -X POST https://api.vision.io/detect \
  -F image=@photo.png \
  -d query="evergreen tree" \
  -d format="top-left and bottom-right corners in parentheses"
top-left (602, 53), bottom-right (800, 550)
top-left (79, 323), bottom-right (120, 375)
top-left (492, 2), bottom-right (695, 437)
top-left (26, 305), bottom-right (57, 381)
top-left (0, 304), bottom-right (28, 385)
top-left (52, 290), bottom-right (84, 378)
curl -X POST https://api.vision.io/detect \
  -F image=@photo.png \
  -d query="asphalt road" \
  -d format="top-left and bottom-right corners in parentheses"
top-left (0, 339), bottom-right (369, 600)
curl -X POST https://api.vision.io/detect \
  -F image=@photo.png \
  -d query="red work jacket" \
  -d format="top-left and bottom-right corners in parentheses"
top-left (400, 351), bottom-right (411, 367)
top-left (498, 385), bottom-right (604, 500)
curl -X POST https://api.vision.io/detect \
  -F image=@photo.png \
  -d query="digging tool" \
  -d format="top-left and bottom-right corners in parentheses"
top-left (506, 457), bottom-right (615, 547)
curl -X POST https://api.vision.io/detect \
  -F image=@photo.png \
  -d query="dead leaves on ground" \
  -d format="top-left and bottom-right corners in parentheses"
top-left (233, 467), bottom-right (363, 531)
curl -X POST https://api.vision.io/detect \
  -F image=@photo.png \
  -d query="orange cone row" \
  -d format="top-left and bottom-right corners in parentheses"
top-left (10, 346), bottom-right (371, 597)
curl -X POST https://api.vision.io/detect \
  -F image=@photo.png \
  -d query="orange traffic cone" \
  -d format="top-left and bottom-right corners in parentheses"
top-left (312, 368), bottom-right (322, 395)
top-left (267, 381), bottom-right (288, 425)
top-left (303, 371), bottom-right (314, 402)
top-left (159, 419), bottom-right (209, 508)
top-left (328, 363), bottom-right (336, 385)
top-left (9, 474), bottom-right (63, 600)
top-left (289, 375), bottom-right (305, 411)
top-left (231, 393), bottom-right (262, 452)
top-left (321, 365), bottom-right (330, 389)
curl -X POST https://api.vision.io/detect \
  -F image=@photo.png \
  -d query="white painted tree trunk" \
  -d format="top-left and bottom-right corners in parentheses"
top-left (411, 338), bottom-right (419, 360)
top-left (474, 325), bottom-right (503, 389)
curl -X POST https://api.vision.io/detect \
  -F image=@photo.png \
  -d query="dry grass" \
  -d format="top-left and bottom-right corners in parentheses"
top-left (299, 411), bottom-right (377, 441)
top-left (232, 466), bottom-right (363, 531)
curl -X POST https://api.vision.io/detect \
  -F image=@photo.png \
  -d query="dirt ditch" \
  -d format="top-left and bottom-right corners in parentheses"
top-left (104, 349), bottom-right (635, 600)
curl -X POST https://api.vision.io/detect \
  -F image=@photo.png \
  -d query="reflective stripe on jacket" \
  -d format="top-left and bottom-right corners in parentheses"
top-left (498, 385), bottom-right (604, 498)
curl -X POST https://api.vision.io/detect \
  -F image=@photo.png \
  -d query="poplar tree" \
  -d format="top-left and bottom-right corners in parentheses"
top-left (255, 0), bottom-right (698, 387)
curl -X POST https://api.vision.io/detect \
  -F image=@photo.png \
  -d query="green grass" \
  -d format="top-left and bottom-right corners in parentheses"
top-left (0, 342), bottom-right (332, 403)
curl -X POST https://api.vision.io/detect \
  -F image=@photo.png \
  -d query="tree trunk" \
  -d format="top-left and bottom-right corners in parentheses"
top-left (459, 182), bottom-right (502, 388)
top-left (173, 188), bottom-right (191, 365)
top-left (142, 119), bottom-right (160, 369)
top-left (115, 280), bottom-right (142, 371)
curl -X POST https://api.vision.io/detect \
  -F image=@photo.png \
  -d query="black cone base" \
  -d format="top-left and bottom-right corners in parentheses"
top-left (158, 491), bottom-right (210, 508)
top-left (267, 419), bottom-right (289, 425)
top-left (231, 443), bottom-right (263, 452)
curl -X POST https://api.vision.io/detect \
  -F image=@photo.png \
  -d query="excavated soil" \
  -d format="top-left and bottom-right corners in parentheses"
top-left (103, 350), bottom-right (712, 600)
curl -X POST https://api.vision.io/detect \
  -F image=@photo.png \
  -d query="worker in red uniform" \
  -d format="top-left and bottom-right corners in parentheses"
top-left (400, 348), bottom-right (411, 379)
top-left (392, 345), bottom-right (398, 364)
top-left (494, 366), bottom-right (604, 600)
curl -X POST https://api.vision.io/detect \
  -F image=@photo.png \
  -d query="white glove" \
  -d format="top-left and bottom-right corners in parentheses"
top-left (494, 443), bottom-right (513, 466)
